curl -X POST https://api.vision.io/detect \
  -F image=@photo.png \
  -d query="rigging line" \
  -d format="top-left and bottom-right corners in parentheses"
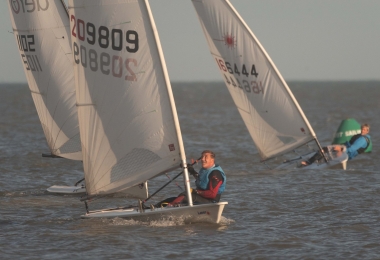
top-left (75, 178), bottom-right (85, 186)
top-left (80, 192), bottom-right (111, 202)
top-left (142, 157), bottom-right (202, 204)
top-left (263, 162), bottom-right (272, 170)
top-left (165, 173), bottom-right (183, 191)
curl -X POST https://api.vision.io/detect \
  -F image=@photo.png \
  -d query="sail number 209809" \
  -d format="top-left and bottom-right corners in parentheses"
top-left (215, 58), bottom-right (264, 94)
top-left (70, 15), bottom-right (139, 82)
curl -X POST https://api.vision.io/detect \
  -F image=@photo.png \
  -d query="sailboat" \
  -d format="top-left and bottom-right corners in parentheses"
top-left (68, 0), bottom-right (227, 223)
top-left (7, 0), bottom-right (82, 160)
top-left (7, 0), bottom-right (148, 197)
top-left (7, 0), bottom-right (83, 193)
top-left (191, 0), bottom-right (347, 170)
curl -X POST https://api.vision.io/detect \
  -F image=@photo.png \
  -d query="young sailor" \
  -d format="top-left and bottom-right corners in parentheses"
top-left (302, 123), bottom-right (371, 166)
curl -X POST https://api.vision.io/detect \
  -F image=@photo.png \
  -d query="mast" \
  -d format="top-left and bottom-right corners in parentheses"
top-left (144, 0), bottom-right (193, 206)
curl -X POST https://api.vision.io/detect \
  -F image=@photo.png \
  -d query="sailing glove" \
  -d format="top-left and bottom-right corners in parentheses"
top-left (187, 164), bottom-right (198, 177)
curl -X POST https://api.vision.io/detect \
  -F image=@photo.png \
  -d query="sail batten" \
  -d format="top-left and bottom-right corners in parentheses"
top-left (69, 0), bottom-right (184, 196)
top-left (192, 0), bottom-right (317, 161)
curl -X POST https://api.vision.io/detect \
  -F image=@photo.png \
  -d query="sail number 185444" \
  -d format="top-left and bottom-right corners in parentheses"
top-left (215, 58), bottom-right (264, 94)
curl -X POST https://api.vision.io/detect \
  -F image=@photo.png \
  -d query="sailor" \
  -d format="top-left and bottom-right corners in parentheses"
top-left (156, 150), bottom-right (226, 207)
top-left (302, 123), bottom-right (371, 166)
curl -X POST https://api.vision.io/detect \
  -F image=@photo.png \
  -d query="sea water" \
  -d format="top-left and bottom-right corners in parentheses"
top-left (1, 81), bottom-right (380, 259)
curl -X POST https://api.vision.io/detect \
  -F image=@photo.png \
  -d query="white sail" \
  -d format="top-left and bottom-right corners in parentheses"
top-left (68, 0), bottom-right (186, 197)
top-left (192, 0), bottom-right (317, 161)
top-left (7, 0), bottom-right (82, 160)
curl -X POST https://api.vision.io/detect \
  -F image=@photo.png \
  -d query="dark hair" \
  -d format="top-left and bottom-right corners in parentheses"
top-left (201, 150), bottom-right (215, 159)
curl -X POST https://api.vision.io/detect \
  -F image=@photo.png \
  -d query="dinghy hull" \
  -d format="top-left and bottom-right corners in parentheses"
top-left (47, 185), bottom-right (86, 194)
top-left (276, 145), bottom-right (349, 170)
top-left (81, 202), bottom-right (228, 224)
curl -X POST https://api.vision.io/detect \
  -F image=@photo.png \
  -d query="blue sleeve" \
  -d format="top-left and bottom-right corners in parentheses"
top-left (346, 136), bottom-right (367, 154)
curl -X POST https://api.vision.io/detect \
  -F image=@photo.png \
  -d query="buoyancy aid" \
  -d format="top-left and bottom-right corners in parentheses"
top-left (349, 134), bottom-right (370, 154)
top-left (195, 165), bottom-right (226, 194)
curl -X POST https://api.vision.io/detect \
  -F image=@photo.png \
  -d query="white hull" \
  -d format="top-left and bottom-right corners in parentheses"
top-left (303, 157), bottom-right (348, 170)
top-left (81, 202), bottom-right (228, 224)
top-left (276, 145), bottom-right (349, 170)
top-left (47, 183), bottom-right (149, 199)
top-left (277, 158), bottom-right (348, 170)
top-left (47, 185), bottom-right (86, 194)
top-left (305, 145), bottom-right (349, 170)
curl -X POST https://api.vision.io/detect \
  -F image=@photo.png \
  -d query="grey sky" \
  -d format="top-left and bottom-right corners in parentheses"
top-left (1, 0), bottom-right (379, 83)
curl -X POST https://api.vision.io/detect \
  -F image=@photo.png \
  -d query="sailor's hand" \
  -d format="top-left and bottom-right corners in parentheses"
top-left (332, 145), bottom-right (342, 152)
top-left (191, 188), bottom-right (198, 194)
top-left (187, 164), bottom-right (198, 177)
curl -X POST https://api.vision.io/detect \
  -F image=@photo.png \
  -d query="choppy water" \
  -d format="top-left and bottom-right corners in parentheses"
top-left (1, 81), bottom-right (380, 259)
